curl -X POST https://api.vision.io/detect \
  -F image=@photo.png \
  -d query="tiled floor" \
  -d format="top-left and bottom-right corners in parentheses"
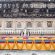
top-left (0, 50), bottom-right (55, 55)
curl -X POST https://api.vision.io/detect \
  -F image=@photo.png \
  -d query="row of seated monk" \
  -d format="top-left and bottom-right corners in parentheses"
top-left (0, 39), bottom-right (55, 43)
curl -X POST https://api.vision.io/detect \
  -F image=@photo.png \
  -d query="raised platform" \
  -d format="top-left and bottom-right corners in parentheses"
top-left (0, 37), bottom-right (55, 50)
